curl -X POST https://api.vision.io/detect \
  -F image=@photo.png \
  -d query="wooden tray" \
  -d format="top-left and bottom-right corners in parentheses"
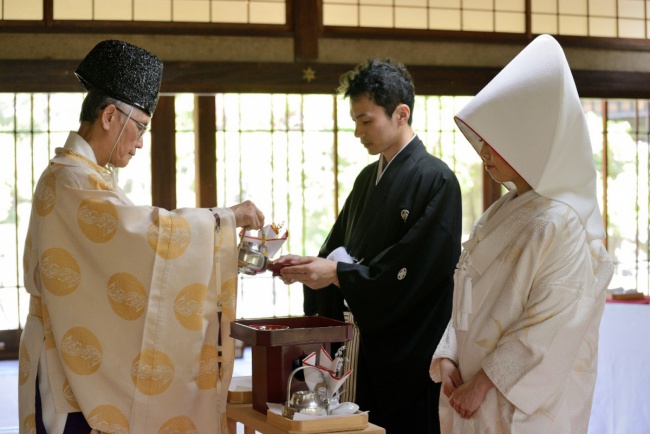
top-left (267, 410), bottom-right (368, 433)
top-left (231, 316), bottom-right (353, 347)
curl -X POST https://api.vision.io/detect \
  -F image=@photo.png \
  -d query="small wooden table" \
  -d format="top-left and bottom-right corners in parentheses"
top-left (226, 404), bottom-right (386, 434)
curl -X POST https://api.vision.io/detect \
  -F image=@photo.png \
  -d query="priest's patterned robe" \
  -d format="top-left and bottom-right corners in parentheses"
top-left (19, 132), bottom-right (238, 433)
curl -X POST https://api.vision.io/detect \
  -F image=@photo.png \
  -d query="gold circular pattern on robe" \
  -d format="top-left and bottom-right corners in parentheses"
top-left (29, 294), bottom-right (43, 324)
top-left (43, 304), bottom-right (56, 350)
top-left (87, 404), bottom-right (130, 433)
top-left (60, 327), bottom-right (103, 375)
top-left (34, 171), bottom-right (56, 217)
top-left (77, 197), bottom-right (119, 243)
top-left (131, 349), bottom-right (175, 396)
top-left (18, 341), bottom-right (30, 386)
top-left (195, 345), bottom-right (219, 390)
top-left (88, 173), bottom-right (112, 191)
top-left (23, 414), bottom-right (36, 434)
top-left (174, 283), bottom-right (207, 331)
top-left (62, 380), bottom-right (80, 410)
top-left (40, 248), bottom-right (81, 296)
top-left (159, 415), bottom-right (199, 433)
top-left (107, 273), bottom-right (147, 321)
top-left (147, 215), bottom-right (191, 260)
top-left (218, 278), bottom-right (237, 320)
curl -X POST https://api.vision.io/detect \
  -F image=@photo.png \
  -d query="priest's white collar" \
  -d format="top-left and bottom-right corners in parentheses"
top-left (62, 131), bottom-right (99, 165)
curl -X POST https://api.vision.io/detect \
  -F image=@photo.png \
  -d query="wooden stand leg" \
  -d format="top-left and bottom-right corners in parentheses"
top-left (227, 416), bottom-right (237, 434)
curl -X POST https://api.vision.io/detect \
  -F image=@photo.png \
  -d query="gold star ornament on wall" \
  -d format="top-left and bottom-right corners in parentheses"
top-left (302, 67), bottom-right (316, 83)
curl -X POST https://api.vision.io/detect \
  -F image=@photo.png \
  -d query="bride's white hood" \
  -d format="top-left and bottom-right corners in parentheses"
top-left (455, 34), bottom-right (605, 242)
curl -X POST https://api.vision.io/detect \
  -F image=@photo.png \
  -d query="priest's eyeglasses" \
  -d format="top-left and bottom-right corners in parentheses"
top-left (115, 106), bottom-right (149, 138)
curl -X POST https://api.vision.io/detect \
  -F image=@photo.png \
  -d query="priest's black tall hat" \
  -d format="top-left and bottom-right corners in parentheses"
top-left (75, 40), bottom-right (163, 116)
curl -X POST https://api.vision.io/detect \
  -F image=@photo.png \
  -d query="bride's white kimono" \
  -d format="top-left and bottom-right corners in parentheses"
top-left (431, 190), bottom-right (613, 433)
top-left (431, 35), bottom-right (614, 433)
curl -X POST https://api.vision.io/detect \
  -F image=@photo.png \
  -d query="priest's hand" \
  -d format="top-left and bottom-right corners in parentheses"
top-left (448, 368), bottom-right (494, 419)
top-left (229, 200), bottom-right (264, 229)
top-left (440, 358), bottom-right (463, 398)
top-left (277, 256), bottom-right (339, 289)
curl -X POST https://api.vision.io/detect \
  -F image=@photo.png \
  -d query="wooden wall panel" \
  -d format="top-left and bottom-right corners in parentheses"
top-left (2, 60), bottom-right (650, 99)
top-left (293, 0), bottom-right (320, 61)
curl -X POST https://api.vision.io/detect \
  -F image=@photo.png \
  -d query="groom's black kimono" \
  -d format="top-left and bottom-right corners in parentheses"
top-left (304, 136), bottom-right (462, 434)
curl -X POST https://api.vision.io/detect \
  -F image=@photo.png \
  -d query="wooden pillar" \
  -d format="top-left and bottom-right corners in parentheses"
top-left (151, 95), bottom-right (176, 210)
top-left (292, 0), bottom-right (320, 62)
top-left (194, 95), bottom-right (217, 208)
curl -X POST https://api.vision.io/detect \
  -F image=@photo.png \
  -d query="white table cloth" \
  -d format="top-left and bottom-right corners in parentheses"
top-left (589, 303), bottom-right (650, 434)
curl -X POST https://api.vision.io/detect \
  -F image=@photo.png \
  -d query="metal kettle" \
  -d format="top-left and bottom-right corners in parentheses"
top-left (282, 366), bottom-right (330, 419)
top-left (237, 230), bottom-right (269, 275)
